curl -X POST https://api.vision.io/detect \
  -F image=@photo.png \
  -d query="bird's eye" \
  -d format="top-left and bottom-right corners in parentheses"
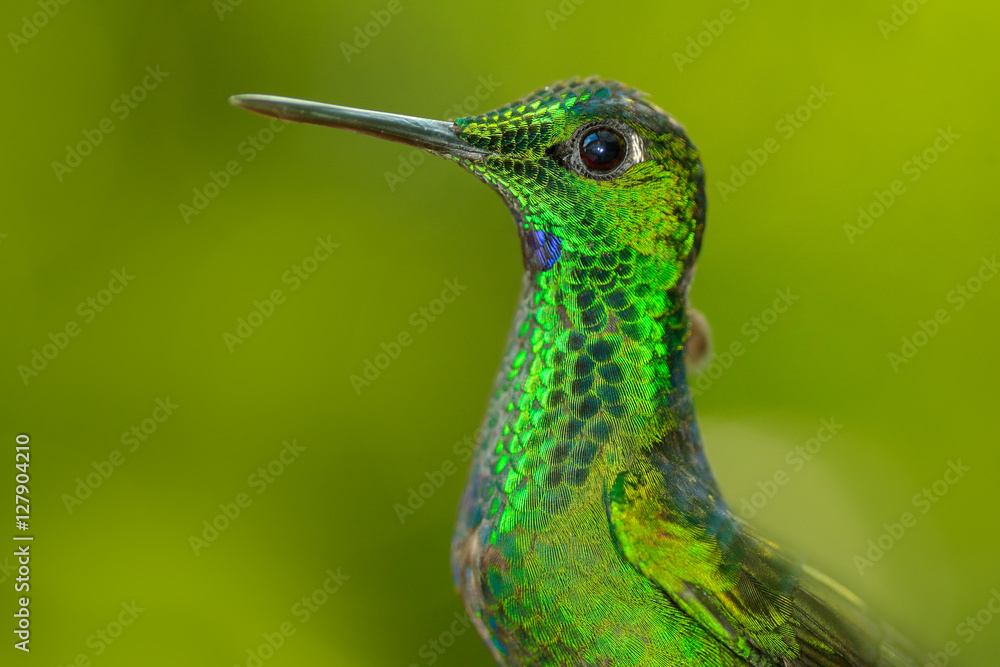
top-left (580, 128), bottom-right (626, 172)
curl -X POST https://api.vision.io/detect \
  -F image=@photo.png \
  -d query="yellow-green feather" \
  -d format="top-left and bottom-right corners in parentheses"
top-left (449, 79), bottom-right (919, 666)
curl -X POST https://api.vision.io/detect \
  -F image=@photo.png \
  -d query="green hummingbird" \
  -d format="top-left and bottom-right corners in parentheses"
top-left (231, 78), bottom-right (920, 666)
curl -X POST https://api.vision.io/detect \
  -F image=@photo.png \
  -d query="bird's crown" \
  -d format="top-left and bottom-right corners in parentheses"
top-left (454, 77), bottom-right (706, 282)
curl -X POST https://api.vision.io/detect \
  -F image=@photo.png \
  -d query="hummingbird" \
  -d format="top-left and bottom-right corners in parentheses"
top-left (231, 78), bottom-right (920, 666)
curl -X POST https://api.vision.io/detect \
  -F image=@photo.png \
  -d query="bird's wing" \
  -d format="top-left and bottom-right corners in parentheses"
top-left (605, 462), bottom-right (920, 666)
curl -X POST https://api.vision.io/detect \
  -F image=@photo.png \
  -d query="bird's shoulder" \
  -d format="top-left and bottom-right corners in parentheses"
top-left (605, 457), bottom-right (920, 666)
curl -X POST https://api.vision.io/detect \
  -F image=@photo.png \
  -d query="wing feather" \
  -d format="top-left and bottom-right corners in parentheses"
top-left (606, 462), bottom-right (919, 666)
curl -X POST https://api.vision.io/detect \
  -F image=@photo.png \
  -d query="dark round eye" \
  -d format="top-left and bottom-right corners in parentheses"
top-left (580, 128), bottom-right (625, 172)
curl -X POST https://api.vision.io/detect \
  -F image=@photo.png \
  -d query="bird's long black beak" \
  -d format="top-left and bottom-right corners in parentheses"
top-left (229, 94), bottom-right (489, 161)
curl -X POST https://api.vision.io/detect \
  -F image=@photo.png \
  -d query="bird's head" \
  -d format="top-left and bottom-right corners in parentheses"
top-left (231, 77), bottom-right (705, 289)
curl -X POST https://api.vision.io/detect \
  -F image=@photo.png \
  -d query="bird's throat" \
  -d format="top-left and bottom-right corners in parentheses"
top-left (485, 246), bottom-right (711, 490)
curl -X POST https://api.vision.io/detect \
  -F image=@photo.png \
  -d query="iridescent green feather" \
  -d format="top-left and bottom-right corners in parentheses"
top-left (230, 74), bottom-right (923, 667)
top-left (447, 79), bottom-right (919, 666)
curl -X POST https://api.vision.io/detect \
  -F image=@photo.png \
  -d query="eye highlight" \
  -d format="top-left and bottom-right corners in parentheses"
top-left (562, 121), bottom-right (639, 180)
top-left (580, 129), bottom-right (625, 172)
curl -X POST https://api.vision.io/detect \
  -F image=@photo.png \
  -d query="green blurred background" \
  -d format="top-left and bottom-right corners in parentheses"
top-left (2, 0), bottom-right (998, 664)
